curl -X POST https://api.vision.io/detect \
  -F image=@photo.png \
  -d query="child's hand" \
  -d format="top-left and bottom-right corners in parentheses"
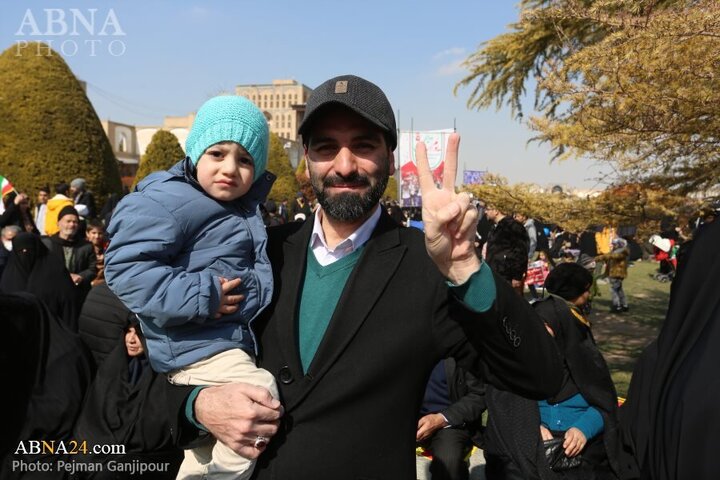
top-left (215, 277), bottom-right (244, 318)
top-left (563, 427), bottom-right (587, 457)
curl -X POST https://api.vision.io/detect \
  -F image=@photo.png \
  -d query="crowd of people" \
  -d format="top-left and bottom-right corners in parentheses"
top-left (1, 73), bottom-right (718, 480)
top-left (0, 177), bottom-right (185, 479)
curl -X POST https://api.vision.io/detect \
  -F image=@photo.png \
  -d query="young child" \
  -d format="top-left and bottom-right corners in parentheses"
top-left (105, 95), bottom-right (278, 480)
top-left (595, 237), bottom-right (630, 312)
top-left (85, 218), bottom-right (107, 286)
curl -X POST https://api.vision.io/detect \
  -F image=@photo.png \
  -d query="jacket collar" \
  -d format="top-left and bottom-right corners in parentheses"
top-left (164, 157), bottom-right (276, 212)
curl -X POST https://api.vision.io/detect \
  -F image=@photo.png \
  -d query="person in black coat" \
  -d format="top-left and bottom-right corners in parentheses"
top-left (474, 200), bottom-right (493, 252)
top-left (485, 215), bottom-right (530, 296)
top-left (164, 75), bottom-right (564, 480)
top-left (73, 318), bottom-right (183, 479)
top-left (42, 205), bottom-right (96, 305)
top-left (0, 192), bottom-right (39, 234)
top-left (549, 226), bottom-right (578, 260)
top-left (0, 225), bottom-right (21, 278)
top-left (484, 263), bottom-right (620, 480)
top-left (618, 219), bottom-right (720, 480)
top-left (417, 358), bottom-right (485, 480)
top-left (0, 292), bottom-right (93, 479)
top-left (0, 232), bottom-right (80, 330)
top-left (386, 199), bottom-right (406, 226)
top-left (78, 283), bottom-right (135, 369)
top-left (70, 178), bottom-right (97, 220)
top-left (579, 226), bottom-right (599, 258)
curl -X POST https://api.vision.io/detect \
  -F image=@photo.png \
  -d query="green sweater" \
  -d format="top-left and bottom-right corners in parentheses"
top-left (185, 250), bottom-right (496, 429)
top-left (298, 246), bottom-right (363, 372)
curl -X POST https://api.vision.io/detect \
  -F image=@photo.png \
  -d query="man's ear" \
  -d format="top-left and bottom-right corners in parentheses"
top-left (388, 151), bottom-right (396, 176)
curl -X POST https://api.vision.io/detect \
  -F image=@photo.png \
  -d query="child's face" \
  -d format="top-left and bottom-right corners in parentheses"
top-left (86, 227), bottom-right (104, 247)
top-left (197, 142), bottom-right (255, 202)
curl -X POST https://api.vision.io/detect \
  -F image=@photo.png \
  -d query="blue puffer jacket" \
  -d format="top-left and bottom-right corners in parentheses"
top-left (105, 158), bottom-right (275, 373)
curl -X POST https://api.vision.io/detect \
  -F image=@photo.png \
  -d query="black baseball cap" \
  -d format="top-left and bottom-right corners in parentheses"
top-left (299, 75), bottom-right (397, 149)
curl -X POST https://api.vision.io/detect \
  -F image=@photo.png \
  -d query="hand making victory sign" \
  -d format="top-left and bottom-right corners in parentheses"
top-left (416, 133), bottom-right (482, 285)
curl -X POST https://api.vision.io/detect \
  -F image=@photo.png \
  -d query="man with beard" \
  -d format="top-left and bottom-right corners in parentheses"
top-left (166, 75), bottom-right (562, 479)
top-left (43, 205), bottom-right (96, 306)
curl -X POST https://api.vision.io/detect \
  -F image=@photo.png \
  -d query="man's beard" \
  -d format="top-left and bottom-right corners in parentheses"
top-left (60, 228), bottom-right (78, 241)
top-left (311, 166), bottom-right (389, 222)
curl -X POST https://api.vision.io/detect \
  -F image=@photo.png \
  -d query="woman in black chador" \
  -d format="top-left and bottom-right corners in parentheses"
top-left (484, 263), bottom-right (620, 480)
top-left (619, 219), bottom-right (720, 480)
top-left (73, 318), bottom-right (182, 478)
top-left (0, 292), bottom-right (93, 479)
top-left (0, 232), bottom-right (80, 329)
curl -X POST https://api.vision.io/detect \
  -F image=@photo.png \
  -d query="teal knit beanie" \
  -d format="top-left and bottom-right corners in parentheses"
top-left (186, 96), bottom-right (269, 182)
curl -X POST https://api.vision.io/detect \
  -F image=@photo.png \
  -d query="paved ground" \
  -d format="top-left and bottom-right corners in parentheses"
top-left (416, 448), bottom-right (486, 480)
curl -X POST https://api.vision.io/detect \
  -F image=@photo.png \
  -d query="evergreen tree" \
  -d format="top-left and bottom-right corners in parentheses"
top-left (267, 133), bottom-right (298, 202)
top-left (0, 42), bottom-right (121, 200)
top-left (132, 130), bottom-right (185, 188)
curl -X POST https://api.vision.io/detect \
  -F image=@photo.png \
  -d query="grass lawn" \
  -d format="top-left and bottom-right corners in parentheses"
top-left (589, 260), bottom-right (672, 397)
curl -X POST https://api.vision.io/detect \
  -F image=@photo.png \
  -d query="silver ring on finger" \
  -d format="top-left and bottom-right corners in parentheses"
top-left (254, 435), bottom-right (269, 449)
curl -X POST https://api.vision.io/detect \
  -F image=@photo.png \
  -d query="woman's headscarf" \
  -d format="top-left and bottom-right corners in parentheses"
top-left (0, 233), bottom-right (80, 330)
top-left (544, 262), bottom-right (593, 301)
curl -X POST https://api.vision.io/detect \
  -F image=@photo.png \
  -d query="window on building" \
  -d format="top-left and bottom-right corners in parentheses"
top-left (118, 134), bottom-right (128, 153)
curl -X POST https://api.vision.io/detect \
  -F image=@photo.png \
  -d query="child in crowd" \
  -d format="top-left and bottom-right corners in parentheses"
top-left (595, 237), bottom-right (630, 312)
top-left (85, 219), bottom-right (107, 286)
top-left (525, 250), bottom-right (553, 298)
top-left (105, 95), bottom-right (278, 480)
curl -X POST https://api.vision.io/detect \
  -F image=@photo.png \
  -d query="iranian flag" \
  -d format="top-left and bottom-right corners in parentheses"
top-left (0, 175), bottom-right (16, 214)
top-left (0, 175), bottom-right (15, 198)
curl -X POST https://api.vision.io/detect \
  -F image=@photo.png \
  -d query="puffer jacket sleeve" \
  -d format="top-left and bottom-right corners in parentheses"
top-left (104, 193), bottom-right (221, 328)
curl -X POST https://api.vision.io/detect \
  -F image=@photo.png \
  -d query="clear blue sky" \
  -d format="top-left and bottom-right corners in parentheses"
top-left (1, 0), bottom-right (609, 188)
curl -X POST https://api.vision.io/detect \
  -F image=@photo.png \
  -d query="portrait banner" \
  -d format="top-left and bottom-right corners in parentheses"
top-left (397, 129), bottom-right (454, 208)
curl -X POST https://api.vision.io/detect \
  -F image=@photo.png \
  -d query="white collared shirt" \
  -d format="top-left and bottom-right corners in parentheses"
top-left (310, 205), bottom-right (382, 266)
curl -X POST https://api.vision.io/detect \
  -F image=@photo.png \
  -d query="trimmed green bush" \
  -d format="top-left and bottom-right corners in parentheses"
top-left (132, 130), bottom-right (185, 188)
top-left (267, 133), bottom-right (298, 202)
top-left (0, 42), bottom-right (121, 201)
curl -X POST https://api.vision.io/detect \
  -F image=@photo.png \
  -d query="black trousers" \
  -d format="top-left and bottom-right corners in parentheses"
top-left (419, 427), bottom-right (474, 480)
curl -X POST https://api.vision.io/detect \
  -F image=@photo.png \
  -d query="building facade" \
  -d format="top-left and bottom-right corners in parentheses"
top-left (102, 79), bottom-right (312, 182)
top-left (235, 79), bottom-right (312, 143)
top-left (101, 120), bottom-right (141, 185)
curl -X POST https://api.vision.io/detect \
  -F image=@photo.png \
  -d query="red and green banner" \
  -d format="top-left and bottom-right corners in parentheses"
top-left (397, 129), bottom-right (454, 208)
